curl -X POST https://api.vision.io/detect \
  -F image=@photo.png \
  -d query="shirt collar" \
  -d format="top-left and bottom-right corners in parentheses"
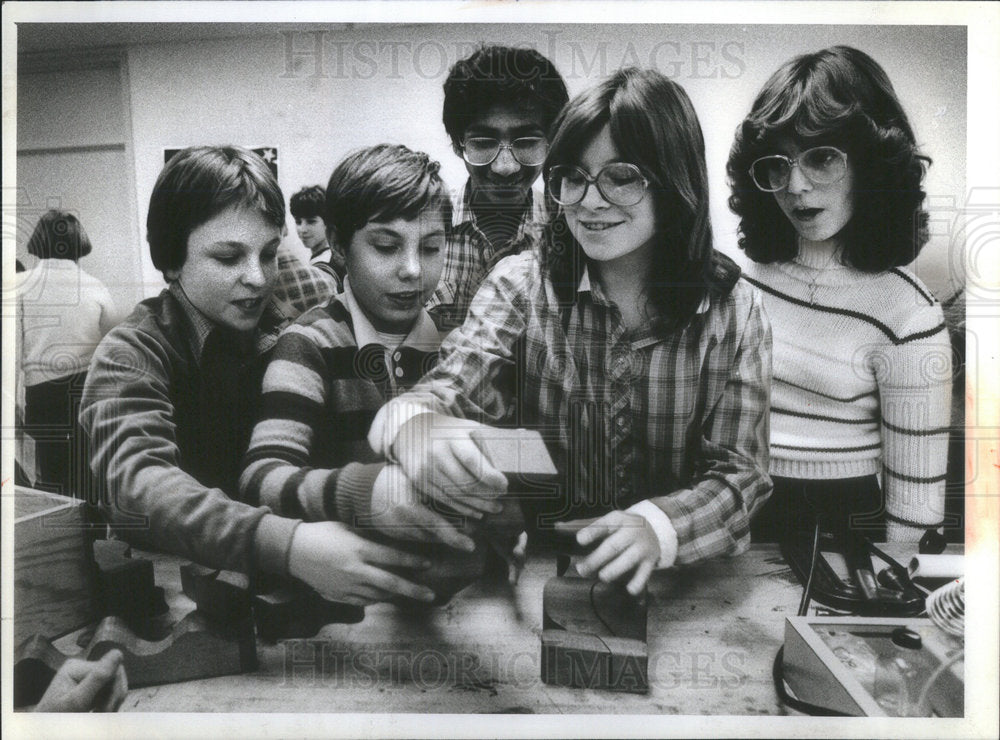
top-left (168, 281), bottom-right (286, 361)
top-left (575, 264), bottom-right (712, 315)
top-left (341, 276), bottom-right (441, 350)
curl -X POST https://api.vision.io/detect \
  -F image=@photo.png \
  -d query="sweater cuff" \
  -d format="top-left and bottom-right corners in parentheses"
top-left (332, 462), bottom-right (385, 527)
top-left (252, 513), bottom-right (301, 578)
top-left (626, 500), bottom-right (679, 569)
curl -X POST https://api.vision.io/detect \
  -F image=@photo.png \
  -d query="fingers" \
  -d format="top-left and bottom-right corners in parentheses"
top-left (359, 539), bottom-right (432, 571)
top-left (508, 531), bottom-right (528, 585)
top-left (406, 508), bottom-right (476, 552)
top-left (354, 565), bottom-right (436, 604)
top-left (626, 560), bottom-right (655, 596)
top-left (68, 650), bottom-right (123, 710)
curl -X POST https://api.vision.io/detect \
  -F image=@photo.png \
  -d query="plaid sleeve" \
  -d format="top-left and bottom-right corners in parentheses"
top-left (426, 232), bottom-right (478, 330)
top-left (375, 253), bottom-right (533, 447)
top-left (649, 285), bottom-right (773, 564)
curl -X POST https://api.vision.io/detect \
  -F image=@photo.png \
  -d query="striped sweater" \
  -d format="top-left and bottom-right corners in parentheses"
top-left (239, 284), bottom-right (442, 525)
top-left (742, 252), bottom-right (952, 541)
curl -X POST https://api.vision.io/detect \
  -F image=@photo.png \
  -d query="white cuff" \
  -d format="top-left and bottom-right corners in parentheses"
top-left (367, 401), bottom-right (433, 458)
top-left (627, 500), bottom-right (678, 569)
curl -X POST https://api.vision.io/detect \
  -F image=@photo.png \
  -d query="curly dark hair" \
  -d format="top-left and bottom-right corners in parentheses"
top-left (442, 45), bottom-right (568, 154)
top-left (543, 67), bottom-right (738, 324)
top-left (726, 46), bottom-right (931, 271)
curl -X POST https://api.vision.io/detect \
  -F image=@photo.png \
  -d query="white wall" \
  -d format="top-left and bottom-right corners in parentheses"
top-left (120, 23), bottom-right (966, 299)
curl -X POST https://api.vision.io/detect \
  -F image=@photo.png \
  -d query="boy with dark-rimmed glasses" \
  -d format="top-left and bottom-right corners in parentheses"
top-left (427, 45), bottom-right (568, 330)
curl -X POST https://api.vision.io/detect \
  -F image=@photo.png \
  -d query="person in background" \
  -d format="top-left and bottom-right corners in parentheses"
top-left (426, 44), bottom-right (569, 330)
top-left (241, 143), bottom-right (472, 555)
top-left (290, 184), bottom-right (346, 287)
top-left (18, 209), bottom-right (124, 495)
top-left (370, 68), bottom-right (773, 596)
top-left (726, 46), bottom-right (951, 543)
top-left (80, 145), bottom-right (434, 606)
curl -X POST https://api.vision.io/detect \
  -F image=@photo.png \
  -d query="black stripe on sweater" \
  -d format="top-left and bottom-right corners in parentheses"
top-left (775, 376), bottom-right (878, 403)
top-left (772, 442), bottom-right (881, 453)
top-left (772, 406), bottom-right (872, 424)
top-left (881, 419), bottom-right (952, 436)
top-left (743, 275), bottom-right (947, 345)
top-left (888, 269), bottom-right (936, 306)
top-left (883, 465), bottom-right (948, 484)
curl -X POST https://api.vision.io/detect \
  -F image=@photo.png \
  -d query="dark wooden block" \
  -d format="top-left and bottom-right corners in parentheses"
top-left (13, 634), bottom-right (69, 708)
top-left (86, 612), bottom-right (257, 688)
top-left (540, 630), bottom-right (648, 694)
top-left (180, 563), bottom-right (253, 624)
top-left (14, 487), bottom-right (96, 645)
top-left (253, 586), bottom-right (364, 643)
top-left (93, 539), bottom-right (168, 626)
top-left (540, 575), bottom-right (648, 693)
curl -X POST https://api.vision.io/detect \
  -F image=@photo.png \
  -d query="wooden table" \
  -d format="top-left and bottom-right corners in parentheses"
top-left (110, 545), bottom-right (808, 714)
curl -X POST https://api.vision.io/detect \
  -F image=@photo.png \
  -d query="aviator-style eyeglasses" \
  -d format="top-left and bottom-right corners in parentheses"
top-left (462, 137), bottom-right (548, 167)
top-left (749, 146), bottom-right (849, 192)
top-left (547, 162), bottom-right (650, 207)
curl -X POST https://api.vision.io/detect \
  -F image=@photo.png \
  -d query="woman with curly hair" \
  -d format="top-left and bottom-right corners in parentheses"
top-left (727, 46), bottom-right (952, 543)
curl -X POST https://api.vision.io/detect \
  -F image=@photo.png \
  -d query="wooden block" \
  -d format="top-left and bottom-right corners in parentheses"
top-left (93, 539), bottom-right (168, 626)
top-left (180, 564), bottom-right (253, 625)
top-left (86, 612), bottom-right (257, 688)
top-left (14, 487), bottom-right (96, 646)
top-left (540, 630), bottom-right (648, 694)
top-left (540, 575), bottom-right (649, 693)
top-left (253, 585), bottom-right (364, 643)
top-left (469, 427), bottom-right (558, 482)
top-left (543, 576), bottom-right (646, 641)
top-left (13, 634), bottom-right (69, 708)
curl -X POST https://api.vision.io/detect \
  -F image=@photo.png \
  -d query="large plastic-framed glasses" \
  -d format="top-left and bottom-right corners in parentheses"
top-left (462, 137), bottom-right (548, 167)
top-left (547, 163), bottom-right (650, 207)
top-left (749, 146), bottom-right (849, 192)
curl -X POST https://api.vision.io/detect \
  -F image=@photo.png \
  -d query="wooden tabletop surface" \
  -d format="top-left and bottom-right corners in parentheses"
top-left (106, 544), bottom-right (819, 714)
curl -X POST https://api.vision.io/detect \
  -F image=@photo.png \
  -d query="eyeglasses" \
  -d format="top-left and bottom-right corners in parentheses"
top-left (547, 163), bottom-right (650, 207)
top-left (748, 146), bottom-right (849, 192)
top-left (462, 136), bottom-right (548, 167)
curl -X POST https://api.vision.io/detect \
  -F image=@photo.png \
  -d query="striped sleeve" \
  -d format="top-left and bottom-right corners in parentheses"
top-left (649, 285), bottom-right (773, 563)
top-left (239, 323), bottom-right (382, 524)
top-left (877, 302), bottom-right (952, 541)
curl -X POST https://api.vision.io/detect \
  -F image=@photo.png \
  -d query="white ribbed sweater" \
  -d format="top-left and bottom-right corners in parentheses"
top-left (743, 249), bottom-right (952, 541)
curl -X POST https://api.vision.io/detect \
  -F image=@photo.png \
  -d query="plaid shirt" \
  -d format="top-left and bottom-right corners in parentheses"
top-left (425, 180), bottom-right (547, 329)
top-left (374, 250), bottom-right (772, 565)
top-left (272, 245), bottom-right (340, 320)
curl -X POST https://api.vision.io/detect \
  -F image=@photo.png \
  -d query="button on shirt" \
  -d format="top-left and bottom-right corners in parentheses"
top-left (372, 249), bottom-right (773, 565)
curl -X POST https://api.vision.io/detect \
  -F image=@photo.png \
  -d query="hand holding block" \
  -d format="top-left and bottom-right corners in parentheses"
top-left (86, 612), bottom-right (257, 688)
top-left (93, 539), bottom-right (168, 626)
top-left (540, 575), bottom-right (649, 693)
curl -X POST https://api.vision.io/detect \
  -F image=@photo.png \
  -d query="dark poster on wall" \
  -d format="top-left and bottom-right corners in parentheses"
top-left (163, 147), bottom-right (278, 179)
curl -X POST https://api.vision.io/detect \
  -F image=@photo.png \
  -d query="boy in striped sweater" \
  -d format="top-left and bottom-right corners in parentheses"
top-left (241, 145), bottom-right (478, 582)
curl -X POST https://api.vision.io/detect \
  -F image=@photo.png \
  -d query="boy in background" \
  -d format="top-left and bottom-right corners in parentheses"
top-left (427, 45), bottom-right (568, 330)
top-left (81, 146), bottom-right (435, 606)
top-left (290, 184), bottom-right (346, 287)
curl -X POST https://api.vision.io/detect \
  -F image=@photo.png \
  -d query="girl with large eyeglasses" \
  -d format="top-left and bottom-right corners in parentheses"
top-left (369, 68), bottom-right (772, 594)
top-left (727, 46), bottom-right (952, 544)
